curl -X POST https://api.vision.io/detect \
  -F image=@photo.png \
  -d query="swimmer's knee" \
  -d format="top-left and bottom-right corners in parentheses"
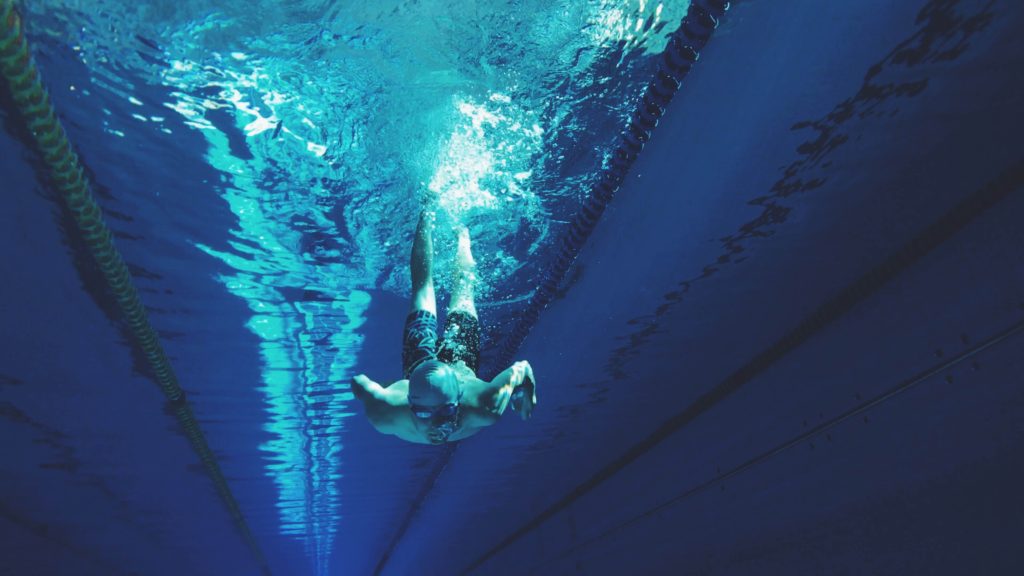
top-left (412, 285), bottom-right (437, 315)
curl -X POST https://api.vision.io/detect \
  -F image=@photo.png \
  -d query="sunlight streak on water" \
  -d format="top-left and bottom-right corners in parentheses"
top-left (191, 121), bottom-right (368, 573)
top-left (20, 0), bottom-right (689, 572)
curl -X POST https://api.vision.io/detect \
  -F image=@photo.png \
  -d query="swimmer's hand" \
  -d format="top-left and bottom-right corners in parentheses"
top-left (509, 361), bottom-right (537, 420)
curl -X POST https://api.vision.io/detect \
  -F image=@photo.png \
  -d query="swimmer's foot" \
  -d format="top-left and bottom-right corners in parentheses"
top-left (455, 226), bottom-right (477, 272)
top-left (450, 226), bottom-right (478, 316)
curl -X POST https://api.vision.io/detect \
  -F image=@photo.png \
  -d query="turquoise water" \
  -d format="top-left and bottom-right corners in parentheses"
top-left (15, 1), bottom-right (687, 572)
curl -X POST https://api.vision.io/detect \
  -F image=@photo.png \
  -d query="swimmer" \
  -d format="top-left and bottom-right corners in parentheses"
top-left (350, 210), bottom-right (537, 445)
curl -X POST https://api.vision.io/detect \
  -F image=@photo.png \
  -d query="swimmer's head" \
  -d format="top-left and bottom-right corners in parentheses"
top-left (408, 360), bottom-right (461, 443)
top-left (407, 359), bottom-right (460, 406)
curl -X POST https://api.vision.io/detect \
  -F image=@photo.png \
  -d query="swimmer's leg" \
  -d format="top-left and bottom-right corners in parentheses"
top-left (410, 210), bottom-right (436, 316)
top-left (403, 211), bottom-right (439, 378)
top-left (438, 226), bottom-right (481, 373)
top-left (449, 226), bottom-right (477, 317)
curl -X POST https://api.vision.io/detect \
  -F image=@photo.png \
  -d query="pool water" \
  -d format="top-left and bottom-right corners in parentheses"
top-left (3, 1), bottom-right (689, 573)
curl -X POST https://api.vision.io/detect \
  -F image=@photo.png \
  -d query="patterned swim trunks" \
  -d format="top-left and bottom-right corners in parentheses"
top-left (402, 309), bottom-right (481, 378)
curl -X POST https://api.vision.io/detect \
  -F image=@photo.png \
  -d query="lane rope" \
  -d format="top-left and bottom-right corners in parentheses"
top-left (492, 0), bottom-right (731, 372)
top-left (0, 3), bottom-right (271, 574)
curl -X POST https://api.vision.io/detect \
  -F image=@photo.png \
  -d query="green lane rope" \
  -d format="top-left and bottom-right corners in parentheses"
top-left (0, 3), bottom-right (271, 574)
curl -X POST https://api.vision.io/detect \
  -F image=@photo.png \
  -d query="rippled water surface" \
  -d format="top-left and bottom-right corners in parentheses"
top-left (14, 0), bottom-right (688, 572)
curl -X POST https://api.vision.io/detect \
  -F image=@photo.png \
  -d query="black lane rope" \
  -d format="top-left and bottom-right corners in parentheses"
top-left (0, 3), bottom-right (271, 574)
top-left (460, 159), bottom-right (1024, 574)
top-left (528, 317), bottom-right (1024, 571)
top-left (371, 2), bottom-right (731, 575)
top-left (492, 0), bottom-right (729, 371)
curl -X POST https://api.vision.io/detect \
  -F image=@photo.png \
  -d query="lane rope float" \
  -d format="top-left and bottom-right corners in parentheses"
top-left (0, 3), bottom-right (271, 574)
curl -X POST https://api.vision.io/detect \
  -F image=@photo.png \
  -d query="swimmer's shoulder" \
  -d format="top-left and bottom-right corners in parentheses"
top-left (362, 379), bottom-right (411, 431)
top-left (456, 378), bottom-right (503, 428)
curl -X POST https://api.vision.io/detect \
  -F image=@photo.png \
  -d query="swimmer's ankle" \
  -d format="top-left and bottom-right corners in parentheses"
top-left (456, 226), bottom-right (476, 270)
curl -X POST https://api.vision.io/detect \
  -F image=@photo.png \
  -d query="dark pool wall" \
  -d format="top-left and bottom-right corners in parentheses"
top-left (377, 0), bottom-right (1024, 574)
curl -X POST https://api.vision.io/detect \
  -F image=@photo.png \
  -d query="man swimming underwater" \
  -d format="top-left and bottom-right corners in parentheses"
top-left (350, 210), bottom-right (537, 445)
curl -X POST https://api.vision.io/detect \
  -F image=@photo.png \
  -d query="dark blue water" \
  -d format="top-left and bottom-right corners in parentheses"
top-left (5, 0), bottom-right (1024, 575)
top-left (2, 1), bottom-right (687, 574)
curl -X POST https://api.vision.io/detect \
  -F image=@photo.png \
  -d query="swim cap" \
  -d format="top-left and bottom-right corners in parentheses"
top-left (408, 359), bottom-right (459, 402)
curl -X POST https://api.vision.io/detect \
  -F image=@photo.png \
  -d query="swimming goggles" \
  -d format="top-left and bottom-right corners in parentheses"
top-left (410, 402), bottom-right (459, 421)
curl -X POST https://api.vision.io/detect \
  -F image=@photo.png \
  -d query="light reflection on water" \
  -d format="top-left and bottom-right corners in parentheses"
top-left (21, 0), bottom-right (687, 572)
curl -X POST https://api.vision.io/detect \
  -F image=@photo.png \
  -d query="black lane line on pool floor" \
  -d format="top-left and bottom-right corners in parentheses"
top-left (527, 317), bottom-right (1024, 572)
top-left (460, 158), bottom-right (1024, 575)
top-left (371, 2), bottom-right (732, 575)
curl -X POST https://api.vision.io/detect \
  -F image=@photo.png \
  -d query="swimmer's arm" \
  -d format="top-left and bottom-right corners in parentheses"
top-left (350, 374), bottom-right (408, 432)
top-left (474, 361), bottom-right (537, 420)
